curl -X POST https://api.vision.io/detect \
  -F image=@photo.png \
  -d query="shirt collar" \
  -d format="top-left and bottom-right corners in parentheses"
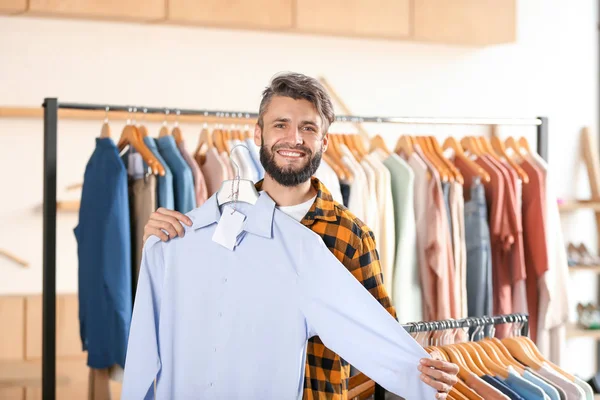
top-left (254, 177), bottom-right (338, 227)
top-left (191, 191), bottom-right (276, 239)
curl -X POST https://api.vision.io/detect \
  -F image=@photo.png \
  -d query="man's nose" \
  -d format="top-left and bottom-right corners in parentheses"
top-left (284, 125), bottom-right (303, 145)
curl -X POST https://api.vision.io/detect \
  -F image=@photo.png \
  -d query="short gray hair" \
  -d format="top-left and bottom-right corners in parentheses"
top-left (257, 72), bottom-right (335, 134)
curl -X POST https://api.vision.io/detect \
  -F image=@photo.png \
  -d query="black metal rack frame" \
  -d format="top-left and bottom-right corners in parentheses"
top-left (41, 98), bottom-right (548, 399)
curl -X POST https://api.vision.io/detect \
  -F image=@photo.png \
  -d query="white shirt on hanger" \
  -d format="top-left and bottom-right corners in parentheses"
top-left (314, 158), bottom-right (344, 205)
top-left (367, 152), bottom-right (396, 297)
top-left (339, 144), bottom-right (369, 223)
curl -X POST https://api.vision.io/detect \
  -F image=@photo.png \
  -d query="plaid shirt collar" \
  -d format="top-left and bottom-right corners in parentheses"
top-left (254, 177), bottom-right (338, 226)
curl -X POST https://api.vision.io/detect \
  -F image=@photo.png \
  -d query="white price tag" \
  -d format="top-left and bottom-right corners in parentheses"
top-left (212, 206), bottom-right (246, 251)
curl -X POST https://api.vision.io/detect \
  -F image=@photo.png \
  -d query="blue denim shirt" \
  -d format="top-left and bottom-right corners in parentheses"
top-left (156, 136), bottom-right (195, 213)
top-left (75, 138), bottom-right (132, 369)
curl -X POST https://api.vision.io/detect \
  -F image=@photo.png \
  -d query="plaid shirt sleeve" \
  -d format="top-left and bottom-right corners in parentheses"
top-left (349, 230), bottom-right (397, 319)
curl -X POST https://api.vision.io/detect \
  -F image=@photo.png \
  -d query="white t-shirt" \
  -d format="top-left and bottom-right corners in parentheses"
top-left (278, 195), bottom-right (317, 222)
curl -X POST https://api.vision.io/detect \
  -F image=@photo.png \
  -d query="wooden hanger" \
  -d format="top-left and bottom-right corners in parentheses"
top-left (352, 134), bottom-right (369, 158)
top-left (0, 248), bottom-right (29, 268)
top-left (504, 137), bottom-right (524, 158)
top-left (172, 125), bottom-right (183, 145)
top-left (99, 107), bottom-right (110, 138)
top-left (460, 137), bottom-right (482, 157)
top-left (518, 137), bottom-right (533, 155)
top-left (100, 121), bottom-right (110, 138)
top-left (501, 337), bottom-right (544, 370)
top-left (442, 137), bottom-right (491, 183)
top-left (513, 334), bottom-right (575, 380)
top-left (490, 136), bottom-right (529, 183)
top-left (322, 152), bottom-right (347, 181)
top-left (430, 136), bottom-right (464, 184)
top-left (369, 135), bottom-right (391, 156)
top-left (326, 135), bottom-right (354, 181)
top-left (416, 136), bottom-right (451, 182)
top-left (137, 125), bottom-right (149, 138)
top-left (118, 122), bottom-right (164, 176)
top-left (394, 135), bottom-right (414, 158)
top-left (212, 128), bottom-right (227, 154)
top-left (464, 342), bottom-right (508, 378)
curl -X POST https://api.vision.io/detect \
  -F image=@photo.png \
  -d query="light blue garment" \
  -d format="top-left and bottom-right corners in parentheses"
top-left (245, 138), bottom-right (264, 180)
top-left (524, 370), bottom-right (560, 400)
top-left (143, 137), bottom-right (174, 210)
top-left (464, 178), bottom-right (493, 319)
top-left (75, 138), bottom-right (132, 369)
top-left (156, 136), bottom-right (195, 213)
top-left (501, 366), bottom-right (547, 400)
top-left (121, 192), bottom-right (435, 400)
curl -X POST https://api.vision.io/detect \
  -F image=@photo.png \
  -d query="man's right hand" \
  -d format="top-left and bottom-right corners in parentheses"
top-left (143, 207), bottom-right (193, 243)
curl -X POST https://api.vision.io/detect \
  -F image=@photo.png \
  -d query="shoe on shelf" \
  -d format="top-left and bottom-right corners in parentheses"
top-left (577, 243), bottom-right (600, 266)
top-left (567, 242), bottom-right (584, 266)
top-left (577, 302), bottom-right (600, 330)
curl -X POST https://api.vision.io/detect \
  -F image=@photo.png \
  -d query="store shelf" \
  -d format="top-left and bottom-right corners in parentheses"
top-left (559, 200), bottom-right (600, 212)
top-left (567, 323), bottom-right (600, 339)
top-left (569, 265), bottom-right (600, 273)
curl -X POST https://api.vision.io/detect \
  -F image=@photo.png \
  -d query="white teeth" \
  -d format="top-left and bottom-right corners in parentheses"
top-left (278, 151), bottom-right (303, 158)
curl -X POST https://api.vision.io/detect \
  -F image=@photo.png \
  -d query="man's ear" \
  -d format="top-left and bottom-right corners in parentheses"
top-left (321, 132), bottom-right (329, 152)
top-left (254, 124), bottom-right (262, 147)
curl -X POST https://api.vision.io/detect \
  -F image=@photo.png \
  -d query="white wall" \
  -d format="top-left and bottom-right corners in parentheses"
top-left (0, 0), bottom-right (598, 375)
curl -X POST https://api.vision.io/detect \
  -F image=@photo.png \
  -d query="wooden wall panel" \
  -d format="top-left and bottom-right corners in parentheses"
top-left (0, 0), bottom-right (26, 14)
top-left (0, 388), bottom-right (24, 400)
top-left (295, 0), bottom-right (411, 39)
top-left (0, 297), bottom-right (25, 361)
top-left (27, 0), bottom-right (165, 22)
top-left (26, 295), bottom-right (83, 360)
top-left (167, 0), bottom-right (293, 30)
top-left (413, 0), bottom-right (517, 45)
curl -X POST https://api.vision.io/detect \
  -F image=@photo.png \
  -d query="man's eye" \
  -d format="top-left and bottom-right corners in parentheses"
top-left (304, 126), bottom-right (316, 132)
top-left (275, 124), bottom-right (285, 128)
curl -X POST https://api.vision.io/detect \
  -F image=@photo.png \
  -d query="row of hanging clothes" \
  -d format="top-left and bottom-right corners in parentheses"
top-left (91, 110), bottom-right (569, 366)
top-left (402, 314), bottom-right (592, 400)
top-left (314, 131), bottom-right (569, 367)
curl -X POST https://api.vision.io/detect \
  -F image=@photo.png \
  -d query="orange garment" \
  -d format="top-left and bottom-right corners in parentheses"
top-left (474, 157), bottom-right (513, 337)
top-left (520, 159), bottom-right (549, 341)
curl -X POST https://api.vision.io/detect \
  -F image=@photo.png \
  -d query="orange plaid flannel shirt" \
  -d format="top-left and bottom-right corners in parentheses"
top-left (257, 177), bottom-right (396, 400)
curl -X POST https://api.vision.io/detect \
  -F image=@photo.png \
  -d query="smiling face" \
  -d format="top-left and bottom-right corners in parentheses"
top-left (255, 95), bottom-right (329, 187)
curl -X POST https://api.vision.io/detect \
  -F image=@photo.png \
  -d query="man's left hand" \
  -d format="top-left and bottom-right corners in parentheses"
top-left (418, 358), bottom-right (459, 399)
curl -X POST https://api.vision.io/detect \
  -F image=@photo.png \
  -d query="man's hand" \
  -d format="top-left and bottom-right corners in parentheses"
top-left (418, 358), bottom-right (459, 399)
top-left (142, 207), bottom-right (193, 243)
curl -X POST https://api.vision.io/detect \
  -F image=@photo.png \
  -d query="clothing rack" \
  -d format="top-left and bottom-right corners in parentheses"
top-left (401, 313), bottom-right (529, 336)
top-left (40, 98), bottom-right (548, 400)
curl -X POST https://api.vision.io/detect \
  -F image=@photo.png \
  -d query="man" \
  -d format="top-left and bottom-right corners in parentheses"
top-left (142, 72), bottom-right (458, 399)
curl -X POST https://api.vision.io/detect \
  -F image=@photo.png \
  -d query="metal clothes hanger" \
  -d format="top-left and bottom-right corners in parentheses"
top-left (216, 144), bottom-right (259, 207)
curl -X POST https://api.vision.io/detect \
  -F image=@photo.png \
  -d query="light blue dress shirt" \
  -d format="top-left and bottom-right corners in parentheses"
top-left (156, 135), bottom-right (195, 213)
top-left (523, 369), bottom-right (560, 400)
top-left (500, 366), bottom-right (548, 400)
top-left (143, 137), bottom-right (174, 210)
top-left (122, 192), bottom-right (436, 400)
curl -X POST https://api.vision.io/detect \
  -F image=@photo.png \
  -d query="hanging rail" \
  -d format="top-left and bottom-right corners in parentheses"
top-left (402, 313), bottom-right (529, 336)
top-left (1, 103), bottom-right (544, 126)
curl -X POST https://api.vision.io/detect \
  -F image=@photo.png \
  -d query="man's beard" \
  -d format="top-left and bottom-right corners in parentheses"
top-left (259, 139), bottom-right (322, 187)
